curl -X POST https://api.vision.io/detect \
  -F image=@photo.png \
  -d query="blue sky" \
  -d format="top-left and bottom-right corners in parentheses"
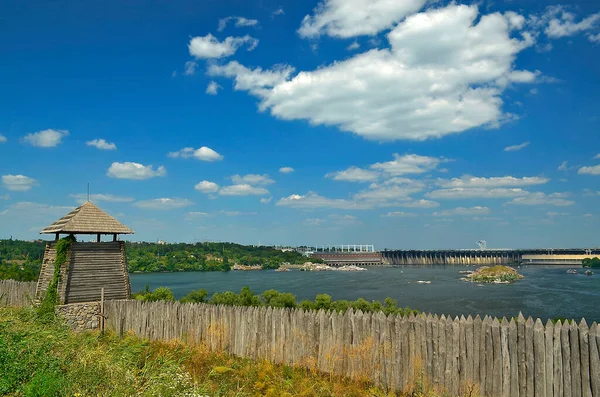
top-left (1, 0), bottom-right (599, 249)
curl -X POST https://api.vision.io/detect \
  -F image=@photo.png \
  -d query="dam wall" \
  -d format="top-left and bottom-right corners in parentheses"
top-left (382, 248), bottom-right (600, 266)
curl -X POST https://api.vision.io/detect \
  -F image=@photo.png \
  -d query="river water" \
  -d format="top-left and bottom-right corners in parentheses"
top-left (130, 266), bottom-right (600, 323)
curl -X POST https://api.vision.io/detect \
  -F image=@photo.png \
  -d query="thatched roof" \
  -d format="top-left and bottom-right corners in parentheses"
top-left (40, 201), bottom-right (134, 235)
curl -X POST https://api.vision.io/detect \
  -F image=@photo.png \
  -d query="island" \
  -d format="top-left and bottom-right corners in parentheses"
top-left (463, 265), bottom-right (524, 284)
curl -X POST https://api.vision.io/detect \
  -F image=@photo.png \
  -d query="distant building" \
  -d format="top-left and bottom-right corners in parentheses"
top-left (157, 239), bottom-right (167, 245)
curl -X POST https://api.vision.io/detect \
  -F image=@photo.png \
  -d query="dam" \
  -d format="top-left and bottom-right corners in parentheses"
top-left (381, 248), bottom-right (600, 266)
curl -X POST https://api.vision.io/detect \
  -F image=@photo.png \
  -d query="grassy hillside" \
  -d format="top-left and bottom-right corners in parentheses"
top-left (1, 307), bottom-right (429, 397)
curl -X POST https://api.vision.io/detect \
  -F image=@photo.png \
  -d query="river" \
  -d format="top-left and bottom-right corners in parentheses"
top-left (130, 265), bottom-right (600, 323)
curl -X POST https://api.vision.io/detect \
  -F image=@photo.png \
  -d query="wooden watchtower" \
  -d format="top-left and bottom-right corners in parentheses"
top-left (36, 201), bottom-right (134, 304)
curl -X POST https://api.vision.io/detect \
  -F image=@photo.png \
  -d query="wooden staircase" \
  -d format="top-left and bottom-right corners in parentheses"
top-left (64, 242), bottom-right (130, 303)
top-left (35, 242), bottom-right (57, 302)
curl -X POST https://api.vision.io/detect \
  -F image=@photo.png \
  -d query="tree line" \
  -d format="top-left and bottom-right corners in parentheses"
top-left (133, 285), bottom-right (419, 316)
top-left (0, 239), bottom-right (319, 280)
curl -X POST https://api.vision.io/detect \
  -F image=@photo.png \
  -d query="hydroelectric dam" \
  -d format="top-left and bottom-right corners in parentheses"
top-left (381, 248), bottom-right (600, 266)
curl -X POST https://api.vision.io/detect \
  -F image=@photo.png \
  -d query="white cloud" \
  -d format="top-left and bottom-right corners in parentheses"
top-left (427, 188), bottom-right (530, 199)
top-left (184, 61), bottom-right (197, 76)
top-left (218, 16), bottom-right (259, 31)
top-left (86, 138), bottom-right (116, 150)
top-left (547, 212), bottom-right (568, 216)
top-left (219, 184), bottom-right (270, 196)
top-left (371, 154), bottom-right (447, 175)
top-left (436, 175), bottom-right (548, 188)
top-left (215, 5), bottom-right (535, 141)
top-left (329, 214), bottom-right (360, 225)
top-left (277, 192), bottom-right (370, 210)
top-left (188, 34), bottom-right (258, 59)
top-left (206, 81), bottom-right (222, 95)
top-left (347, 41), bottom-right (360, 51)
top-left (558, 161), bottom-right (571, 171)
top-left (0, 194), bottom-right (9, 200)
top-left (353, 184), bottom-right (422, 205)
top-left (69, 193), bottom-right (134, 203)
top-left (279, 166), bottom-right (294, 174)
top-left (506, 192), bottom-right (575, 206)
top-left (231, 174), bottom-right (275, 185)
top-left (589, 33), bottom-right (600, 43)
top-left (134, 198), bottom-right (194, 210)
top-left (578, 165), bottom-right (600, 175)
top-left (504, 141), bottom-right (530, 152)
top-left (23, 129), bottom-right (68, 147)
top-left (167, 146), bottom-right (223, 161)
top-left (194, 181), bottom-right (220, 193)
top-left (595, 153), bottom-right (600, 159)
top-left (433, 206), bottom-right (490, 216)
top-left (260, 196), bottom-right (272, 204)
top-left (399, 199), bottom-right (439, 208)
top-left (542, 7), bottom-right (600, 38)
top-left (298, 0), bottom-right (426, 38)
top-left (220, 210), bottom-right (257, 216)
top-left (107, 162), bottom-right (166, 180)
top-left (304, 218), bottom-right (325, 226)
top-left (0, 134), bottom-right (6, 143)
top-left (271, 8), bottom-right (284, 18)
top-left (3, 202), bottom-right (72, 217)
top-left (1, 175), bottom-right (38, 191)
top-left (326, 166), bottom-right (379, 182)
top-left (207, 61), bottom-right (295, 97)
top-left (383, 211), bottom-right (416, 217)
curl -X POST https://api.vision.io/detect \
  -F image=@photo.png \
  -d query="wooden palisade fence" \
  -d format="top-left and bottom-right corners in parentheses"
top-left (104, 300), bottom-right (600, 397)
top-left (0, 280), bottom-right (36, 307)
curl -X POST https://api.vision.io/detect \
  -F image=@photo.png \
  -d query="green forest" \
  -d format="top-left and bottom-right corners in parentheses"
top-left (0, 239), bottom-right (314, 280)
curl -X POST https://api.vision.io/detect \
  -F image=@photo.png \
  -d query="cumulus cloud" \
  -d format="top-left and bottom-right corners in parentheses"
top-left (69, 193), bottom-right (134, 203)
top-left (134, 198), bottom-right (194, 210)
top-left (0, 134), bottom-right (6, 143)
top-left (206, 81), bottom-right (222, 95)
top-left (188, 34), bottom-right (258, 59)
top-left (326, 167), bottom-right (379, 182)
top-left (427, 187), bottom-right (530, 199)
top-left (383, 211), bottom-right (416, 217)
top-left (595, 153), bottom-right (600, 159)
top-left (541, 7), bottom-right (600, 38)
top-left (578, 165), bottom-right (600, 175)
top-left (213, 5), bottom-right (536, 141)
top-left (271, 8), bottom-right (284, 18)
top-left (589, 33), bottom-right (600, 43)
top-left (433, 206), bottom-right (490, 216)
top-left (194, 181), bottom-right (220, 193)
top-left (298, 0), bottom-right (426, 38)
top-left (558, 161), bottom-right (572, 171)
top-left (1, 174), bottom-right (38, 191)
top-left (372, 154), bottom-right (448, 175)
top-left (219, 184), bottom-right (270, 196)
top-left (435, 175), bottom-right (548, 188)
top-left (304, 218), bottom-right (325, 226)
top-left (279, 166), bottom-right (294, 174)
top-left (504, 141), bottom-right (530, 152)
top-left (107, 162), bottom-right (167, 180)
top-left (86, 138), bottom-right (116, 150)
top-left (506, 192), bottom-right (575, 206)
top-left (23, 129), bottom-right (69, 147)
top-left (260, 196), bottom-right (273, 204)
top-left (218, 16), bottom-right (259, 31)
top-left (277, 192), bottom-right (370, 210)
top-left (399, 199), bottom-right (439, 208)
top-left (231, 174), bottom-right (275, 185)
top-left (347, 41), bottom-right (360, 51)
top-left (167, 146), bottom-right (223, 161)
top-left (184, 61), bottom-right (197, 76)
top-left (207, 61), bottom-right (295, 97)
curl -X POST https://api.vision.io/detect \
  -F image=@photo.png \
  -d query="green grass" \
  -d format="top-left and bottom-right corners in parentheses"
top-left (0, 307), bottom-right (456, 397)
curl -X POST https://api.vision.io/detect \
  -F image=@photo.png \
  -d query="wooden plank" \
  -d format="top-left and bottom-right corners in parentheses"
top-left (501, 318), bottom-right (510, 397)
top-left (580, 319), bottom-right (592, 397)
top-left (526, 317), bottom-right (534, 397)
top-left (509, 318), bottom-right (520, 397)
top-left (562, 320), bottom-right (573, 397)
top-left (534, 318), bottom-right (546, 397)
top-left (518, 313), bottom-right (527, 397)
top-left (571, 321), bottom-right (582, 397)
top-left (589, 323), bottom-right (600, 397)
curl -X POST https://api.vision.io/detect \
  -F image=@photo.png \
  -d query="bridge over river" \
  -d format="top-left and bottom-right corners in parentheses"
top-left (381, 248), bottom-right (600, 266)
